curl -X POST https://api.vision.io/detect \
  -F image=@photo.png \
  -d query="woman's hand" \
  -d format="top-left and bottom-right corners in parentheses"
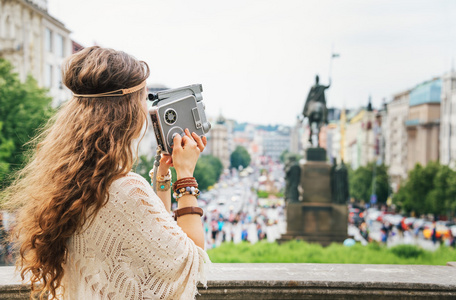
top-left (172, 129), bottom-right (207, 180)
top-left (157, 130), bottom-right (206, 175)
top-left (156, 154), bottom-right (173, 176)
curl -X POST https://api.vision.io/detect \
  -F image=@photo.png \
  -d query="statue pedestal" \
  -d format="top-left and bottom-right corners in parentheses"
top-left (279, 202), bottom-right (348, 246)
top-left (279, 149), bottom-right (348, 246)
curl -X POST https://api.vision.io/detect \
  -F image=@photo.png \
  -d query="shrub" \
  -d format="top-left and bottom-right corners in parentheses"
top-left (390, 245), bottom-right (424, 259)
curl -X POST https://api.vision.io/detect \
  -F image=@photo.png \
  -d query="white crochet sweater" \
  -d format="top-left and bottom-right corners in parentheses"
top-left (59, 172), bottom-right (210, 299)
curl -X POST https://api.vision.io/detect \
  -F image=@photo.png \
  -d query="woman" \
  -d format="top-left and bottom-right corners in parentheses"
top-left (6, 46), bottom-right (209, 299)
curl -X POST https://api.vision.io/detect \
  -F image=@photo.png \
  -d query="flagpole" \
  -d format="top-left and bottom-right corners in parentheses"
top-left (327, 48), bottom-right (339, 110)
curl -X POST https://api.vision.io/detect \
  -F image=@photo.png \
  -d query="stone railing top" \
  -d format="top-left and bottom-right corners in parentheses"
top-left (0, 266), bottom-right (20, 286)
top-left (1, 263), bottom-right (455, 290)
top-left (204, 263), bottom-right (456, 290)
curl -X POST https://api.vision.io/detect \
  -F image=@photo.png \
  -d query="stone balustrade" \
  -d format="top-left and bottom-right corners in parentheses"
top-left (0, 263), bottom-right (455, 299)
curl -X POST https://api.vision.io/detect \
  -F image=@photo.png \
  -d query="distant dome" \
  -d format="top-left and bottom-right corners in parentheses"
top-left (216, 113), bottom-right (226, 124)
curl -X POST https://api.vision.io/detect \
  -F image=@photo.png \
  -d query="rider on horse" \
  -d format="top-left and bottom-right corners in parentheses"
top-left (302, 75), bottom-right (331, 145)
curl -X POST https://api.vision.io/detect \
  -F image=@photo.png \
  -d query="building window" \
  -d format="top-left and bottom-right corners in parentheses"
top-left (45, 28), bottom-right (53, 52)
top-left (45, 64), bottom-right (53, 88)
top-left (57, 66), bottom-right (63, 89)
top-left (55, 33), bottom-right (65, 57)
top-left (5, 16), bottom-right (13, 38)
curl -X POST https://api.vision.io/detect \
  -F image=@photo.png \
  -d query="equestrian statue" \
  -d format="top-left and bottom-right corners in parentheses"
top-left (302, 75), bottom-right (330, 147)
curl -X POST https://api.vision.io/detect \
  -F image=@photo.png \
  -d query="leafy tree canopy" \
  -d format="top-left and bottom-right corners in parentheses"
top-left (393, 161), bottom-right (456, 218)
top-left (0, 58), bottom-right (53, 184)
top-left (230, 146), bottom-right (251, 170)
top-left (194, 155), bottom-right (224, 191)
top-left (349, 162), bottom-right (390, 205)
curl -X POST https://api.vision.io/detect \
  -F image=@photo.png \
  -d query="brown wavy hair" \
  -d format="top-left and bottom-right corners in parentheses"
top-left (5, 46), bottom-right (150, 299)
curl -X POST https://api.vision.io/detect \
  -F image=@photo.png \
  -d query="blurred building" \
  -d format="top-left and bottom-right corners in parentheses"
top-left (325, 123), bottom-right (339, 163)
top-left (440, 70), bottom-right (456, 167)
top-left (385, 90), bottom-right (410, 189)
top-left (321, 107), bottom-right (344, 162)
top-left (261, 127), bottom-right (291, 162)
top-left (72, 40), bottom-right (84, 53)
top-left (327, 107), bottom-right (342, 123)
top-left (344, 98), bottom-right (376, 169)
top-left (0, 0), bottom-right (73, 107)
top-left (405, 77), bottom-right (441, 170)
top-left (376, 100), bottom-right (387, 165)
top-left (208, 114), bottom-right (230, 169)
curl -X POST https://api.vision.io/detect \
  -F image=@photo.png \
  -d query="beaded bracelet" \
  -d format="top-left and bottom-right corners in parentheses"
top-left (173, 186), bottom-right (201, 200)
top-left (149, 169), bottom-right (172, 181)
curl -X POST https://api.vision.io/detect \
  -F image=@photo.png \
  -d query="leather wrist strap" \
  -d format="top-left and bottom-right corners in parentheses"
top-left (173, 177), bottom-right (198, 193)
top-left (174, 206), bottom-right (203, 221)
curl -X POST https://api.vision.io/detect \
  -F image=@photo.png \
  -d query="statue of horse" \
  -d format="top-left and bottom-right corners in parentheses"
top-left (307, 101), bottom-right (325, 146)
top-left (302, 75), bottom-right (330, 147)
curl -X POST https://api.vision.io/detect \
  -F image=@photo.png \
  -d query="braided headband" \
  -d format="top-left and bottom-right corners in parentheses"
top-left (72, 81), bottom-right (146, 98)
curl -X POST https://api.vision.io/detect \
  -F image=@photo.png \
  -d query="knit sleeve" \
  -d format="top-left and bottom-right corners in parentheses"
top-left (110, 172), bottom-right (210, 299)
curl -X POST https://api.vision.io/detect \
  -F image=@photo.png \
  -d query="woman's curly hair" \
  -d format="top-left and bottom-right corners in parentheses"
top-left (5, 46), bottom-right (150, 299)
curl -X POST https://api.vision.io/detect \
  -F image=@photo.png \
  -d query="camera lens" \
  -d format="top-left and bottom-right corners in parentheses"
top-left (148, 93), bottom-right (158, 101)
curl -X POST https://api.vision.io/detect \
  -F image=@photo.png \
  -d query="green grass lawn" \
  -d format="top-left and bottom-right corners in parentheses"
top-left (207, 241), bottom-right (456, 265)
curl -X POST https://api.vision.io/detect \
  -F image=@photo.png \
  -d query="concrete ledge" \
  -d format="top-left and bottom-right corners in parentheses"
top-left (197, 263), bottom-right (456, 299)
top-left (1, 264), bottom-right (455, 299)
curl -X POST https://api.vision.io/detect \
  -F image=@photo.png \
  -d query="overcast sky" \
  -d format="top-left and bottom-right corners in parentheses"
top-left (48, 0), bottom-right (456, 126)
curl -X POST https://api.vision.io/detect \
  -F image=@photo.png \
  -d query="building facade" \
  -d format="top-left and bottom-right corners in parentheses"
top-left (385, 90), bottom-right (410, 189)
top-left (0, 0), bottom-right (72, 107)
top-left (440, 71), bottom-right (456, 167)
top-left (261, 128), bottom-right (291, 162)
top-left (344, 101), bottom-right (376, 170)
top-left (208, 116), bottom-right (230, 169)
top-left (405, 78), bottom-right (441, 171)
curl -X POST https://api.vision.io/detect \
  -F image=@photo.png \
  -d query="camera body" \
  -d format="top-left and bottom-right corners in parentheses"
top-left (149, 84), bottom-right (211, 154)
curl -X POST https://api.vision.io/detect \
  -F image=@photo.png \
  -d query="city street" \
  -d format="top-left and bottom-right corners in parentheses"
top-left (200, 166), bottom-right (286, 249)
top-left (201, 164), bottom-right (452, 252)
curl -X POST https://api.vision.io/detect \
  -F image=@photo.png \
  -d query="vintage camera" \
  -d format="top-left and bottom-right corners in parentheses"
top-left (148, 84), bottom-right (211, 154)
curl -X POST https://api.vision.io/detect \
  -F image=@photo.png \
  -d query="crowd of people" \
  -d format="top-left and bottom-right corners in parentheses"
top-left (203, 204), bottom-right (286, 249)
top-left (352, 206), bottom-right (456, 249)
top-left (0, 215), bottom-right (14, 266)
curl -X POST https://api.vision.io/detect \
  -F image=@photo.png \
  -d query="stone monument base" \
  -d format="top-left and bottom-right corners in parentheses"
top-left (279, 151), bottom-right (348, 246)
top-left (278, 202), bottom-right (348, 246)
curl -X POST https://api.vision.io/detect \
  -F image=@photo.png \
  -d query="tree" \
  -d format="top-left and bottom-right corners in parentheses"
top-left (230, 146), bottom-right (251, 169)
top-left (194, 155), bottom-right (224, 191)
top-left (0, 58), bottom-right (53, 185)
top-left (393, 162), bottom-right (456, 218)
top-left (134, 155), bottom-right (156, 182)
top-left (349, 163), bottom-right (390, 204)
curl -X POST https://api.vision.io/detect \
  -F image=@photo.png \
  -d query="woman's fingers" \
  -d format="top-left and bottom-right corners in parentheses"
top-left (181, 135), bottom-right (198, 151)
top-left (160, 154), bottom-right (173, 166)
top-left (184, 128), bottom-right (192, 139)
top-left (202, 135), bottom-right (207, 147)
top-left (173, 134), bottom-right (183, 152)
top-left (191, 132), bottom-right (205, 152)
